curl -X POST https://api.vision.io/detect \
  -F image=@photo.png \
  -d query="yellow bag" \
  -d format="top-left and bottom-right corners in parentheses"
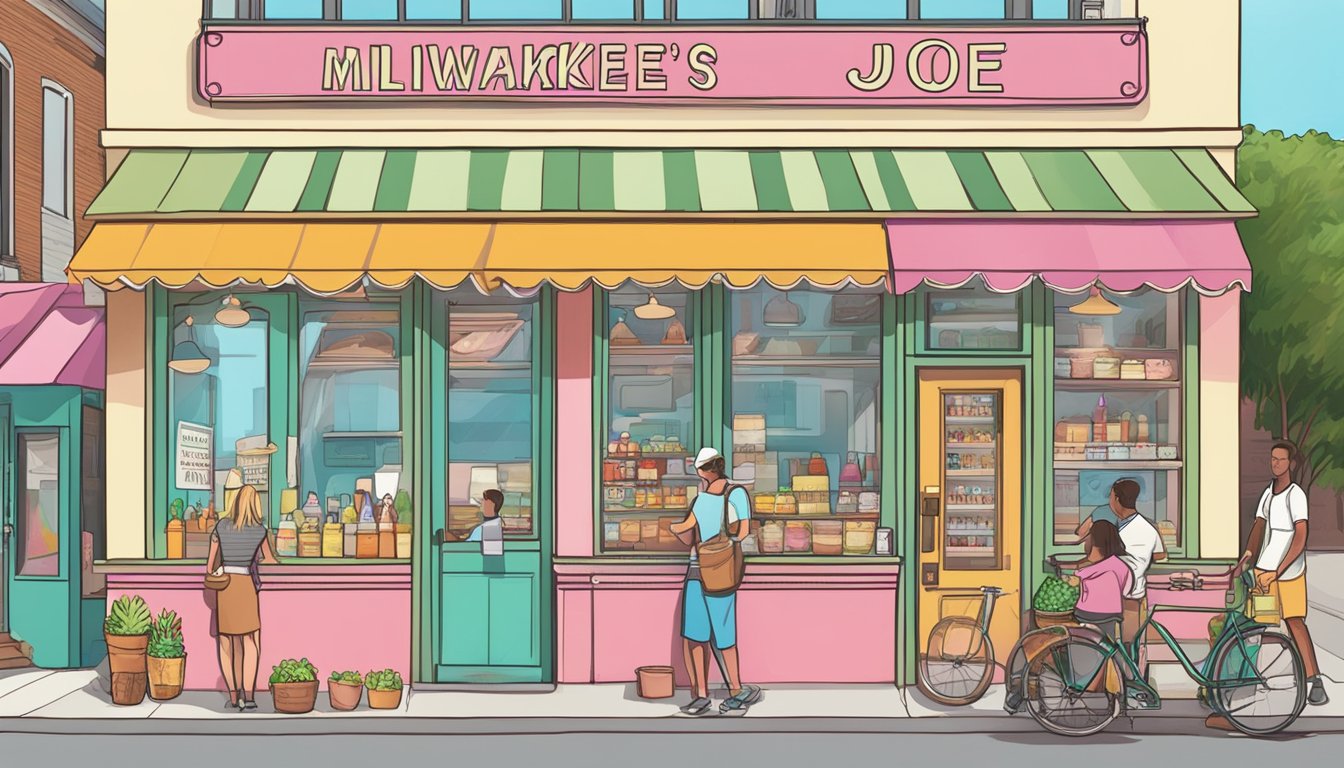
top-left (1248, 591), bottom-right (1281, 625)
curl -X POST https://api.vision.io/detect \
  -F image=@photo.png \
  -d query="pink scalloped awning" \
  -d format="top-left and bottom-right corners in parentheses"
top-left (889, 220), bottom-right (1252, 295)
top-left (0, 283), bottom-right (105, 390)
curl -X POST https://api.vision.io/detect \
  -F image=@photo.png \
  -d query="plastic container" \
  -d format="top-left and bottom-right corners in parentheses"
top-left (636, 666), bottom-right (675, 699)
top-left (275, 514), bottom-right (298, 558)
top-left (356, 523), bottom-right (378, 558)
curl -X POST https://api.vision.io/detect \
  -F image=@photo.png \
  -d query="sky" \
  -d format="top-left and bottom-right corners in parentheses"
top-left (1241, 0), bottom-right (1344, 138)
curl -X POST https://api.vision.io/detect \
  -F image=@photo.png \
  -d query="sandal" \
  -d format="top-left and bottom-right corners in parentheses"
top-left (680, 696), bottom-right (714, 716)
top-left (719, 685), bottom-right (761, 713)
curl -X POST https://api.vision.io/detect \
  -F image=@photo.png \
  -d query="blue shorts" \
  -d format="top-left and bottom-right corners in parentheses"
top-left (681, 578), bottom-right (737, 649)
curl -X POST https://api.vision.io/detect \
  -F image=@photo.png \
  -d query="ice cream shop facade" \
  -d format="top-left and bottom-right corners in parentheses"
top-left (72, 0), bottom-right (1252, 689)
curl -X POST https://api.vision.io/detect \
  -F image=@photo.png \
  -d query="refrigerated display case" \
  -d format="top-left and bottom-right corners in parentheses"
top-left (942, 392), bottom-right (1001, 570)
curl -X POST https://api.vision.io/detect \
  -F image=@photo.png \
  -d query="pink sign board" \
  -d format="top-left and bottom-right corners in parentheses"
top-left (197, 24), bottom-right (1147, 107)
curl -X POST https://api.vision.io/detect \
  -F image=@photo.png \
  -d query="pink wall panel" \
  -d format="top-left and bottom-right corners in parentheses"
top-left (555, 288), bottom-right (595, 558)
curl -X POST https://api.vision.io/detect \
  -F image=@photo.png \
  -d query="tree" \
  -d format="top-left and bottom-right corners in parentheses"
top-left (1238, 126), bottom-right (1344, 493)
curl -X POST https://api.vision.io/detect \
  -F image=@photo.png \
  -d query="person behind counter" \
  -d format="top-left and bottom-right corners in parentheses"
top-left (465, 489), bottom-right (504, 543)
top-left (669, 448), bottom-right (761, 717)
top-left (205, 484), bottom-right (279, 712)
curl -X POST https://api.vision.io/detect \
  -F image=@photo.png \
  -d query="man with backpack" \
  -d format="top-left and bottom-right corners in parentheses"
top-left (1209, 440), bottom-right (1328, 730)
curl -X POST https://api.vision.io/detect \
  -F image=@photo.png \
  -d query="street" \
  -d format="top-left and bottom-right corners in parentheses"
top-left (0, 731), bottom-right (1341, 767)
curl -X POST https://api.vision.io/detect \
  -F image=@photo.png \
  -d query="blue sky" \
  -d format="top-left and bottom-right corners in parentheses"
top-left (1241, 0), bottom-right (1344, 138)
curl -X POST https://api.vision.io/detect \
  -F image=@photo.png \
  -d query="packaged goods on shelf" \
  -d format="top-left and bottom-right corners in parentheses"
top-left (619, 519), bottom-right (641, 543)
top-left (792, 475), bottom-right (830, 493)
top-left (1054, 357), bottom-right (1071, 377)
top-left (1085, 446), bottom-right (1108, 461)
top-left (836, 491), bottom-right (859, 516)
top-left (1145, 359), bottom-right (1174, 380)
top-left (604, 522), bottom-right (620, 544)
top-left (733, 414), bottom-right (766, 431)
top-left (785, 521), bottom-right (812, 553)
top-left (843, 521), bottom-right (877, 555)
top-left (754, 493), bottom-right (776, 514)
top-left (773, 492), bottom-right (797, 515)
top-left (1105, 422), bottom-right (1122, 442)
top-left (1070, 357), bottom-right (1095, 378)
top-left (659, 517), bottom-right (678, 546)
top-left (759, 521), bottom-right (785, 553)
top-left (798, 502), bottom-right (830, 516)
top-left (1108, 445), bottom-right (1131, 460)
top-left (502, 514), bottom-right (530, 534)
top-left (813, 520), bottom-right (843, 555)
top-left (858, 492), bottom-right (879, 513)
top-left (1093, 357), bottom-right (1121, 379)
top-left (1131, 443), bottom-right (1158, 461)
top-left (1077, 323), bottom-right (1105, 348)
top-left (1158, 445), bottom-right (1178, 460)
top-left (641, 520), bottom-right (659, 543)
top-left (1120, 359), bottom-right (1146, 380)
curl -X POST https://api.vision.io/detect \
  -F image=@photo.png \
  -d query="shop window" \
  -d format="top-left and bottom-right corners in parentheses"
top-left (467, 0), bottom-right (563, 19)
top-left (1034, 0), bottom-right (1069, 18)
top-left (925, 279), bottom-right (1023, 352)
top-left (407, 0), bottom-right (464, 18)
top-left (1, 43), bottom-right (13, 267)
top-left (917, 0), bottom-right (1004, 20)
top-left (572, 0), bottom-right (638, 18)
top-left (343, 0), bottom-right (399, 18)
top-left (41, 83), bottom-right (71, 218)
top-left (1051, 288), bottom-right (1183, 550)
top-left (444, 290), bottom-right (537, 541)
top-left (298, 298), bottom-right (408, 556)
top-left (17, 433), bottom-right (61, 577)
top-left (166, 299), bottom-right (272, 559)
top-left (730, 287), bottom-right (882, 556)
top-left (262, 0), bottom-right (325, 18)
top-left (600, 286), bottom-right (696, 554)
top-left (81, 407), bottom-right (106, 597)
top-left (816, 0), bottom-right (906, 19)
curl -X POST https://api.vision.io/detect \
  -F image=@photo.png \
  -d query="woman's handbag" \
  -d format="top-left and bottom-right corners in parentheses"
top-left (697, 486), bottom-right (745, 597)
top-left (204, 571), bottom-right (231, 591)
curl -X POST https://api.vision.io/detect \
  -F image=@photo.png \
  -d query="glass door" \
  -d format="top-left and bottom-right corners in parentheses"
top-left (1, 404), bottom-right (9, 633)
top-left (942, 392), bottom-right (1001, 570)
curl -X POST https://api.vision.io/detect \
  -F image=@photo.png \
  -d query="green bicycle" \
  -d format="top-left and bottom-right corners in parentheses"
top-left (1004, 565), bottom-right (1306, 737)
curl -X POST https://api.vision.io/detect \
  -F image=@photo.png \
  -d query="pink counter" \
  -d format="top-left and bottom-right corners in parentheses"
top-left (556, 559), bottom-right (902, 685)
top-left (101, 562), bottom-right (411, 691)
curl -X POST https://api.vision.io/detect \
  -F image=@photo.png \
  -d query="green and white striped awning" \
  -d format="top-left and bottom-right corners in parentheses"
top-left (87, 148), bottom-right (1254, 219)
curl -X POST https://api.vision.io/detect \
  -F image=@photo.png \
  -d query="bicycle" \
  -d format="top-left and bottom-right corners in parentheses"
top-left (1004, 562), bottom-right (1306, 737)
top-left (917, 585), bottom-right (1005, 705)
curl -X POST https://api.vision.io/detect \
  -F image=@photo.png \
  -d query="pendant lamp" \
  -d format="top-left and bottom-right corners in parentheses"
top-left (633, 294), bottom-right (676, 320)
top-left (763, 293), bottom-right (804, 327)
top-left (168, 316), bottom-right (211, 374)
top-left (1068, 286), bottom-right (1122, 316)
top-left (214, 294), bottom-right (251, 328)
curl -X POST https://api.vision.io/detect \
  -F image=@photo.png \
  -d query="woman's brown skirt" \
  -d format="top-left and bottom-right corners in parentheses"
top-left (216, 576), bottom-right (260, 635)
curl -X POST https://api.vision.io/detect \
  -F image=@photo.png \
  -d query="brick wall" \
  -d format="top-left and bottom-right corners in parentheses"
top-left (0, 0), bottom-right (104, 281)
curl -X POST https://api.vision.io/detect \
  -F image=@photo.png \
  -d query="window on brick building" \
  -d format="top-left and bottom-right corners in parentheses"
top-left (42, 83), bottom-right (73, 218)
top-left (0, 43), bottom-right (14, 268)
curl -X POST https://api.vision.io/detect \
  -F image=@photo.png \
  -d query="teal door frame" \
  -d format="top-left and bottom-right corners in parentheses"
top-left (421, 286), bottom-right (555, 685)
top-left (0, 401), bottom-right (9, 634)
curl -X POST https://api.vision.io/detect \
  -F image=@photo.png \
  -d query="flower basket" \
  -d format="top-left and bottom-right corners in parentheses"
top-left (1034, 609), bottom-right (1077, 629)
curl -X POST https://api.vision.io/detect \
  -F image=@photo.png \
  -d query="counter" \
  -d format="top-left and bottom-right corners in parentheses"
top-left (555, 557), bottom-right (902, 685)
top-left (97, 560), bottom-right (411, 691)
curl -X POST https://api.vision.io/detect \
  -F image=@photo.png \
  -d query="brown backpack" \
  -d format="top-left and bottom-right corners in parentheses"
top-left (697, 485), bottom-right (745, 597)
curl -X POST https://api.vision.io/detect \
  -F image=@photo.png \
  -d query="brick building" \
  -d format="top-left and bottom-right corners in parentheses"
top-left (0, 0), bottom-right (105, 282)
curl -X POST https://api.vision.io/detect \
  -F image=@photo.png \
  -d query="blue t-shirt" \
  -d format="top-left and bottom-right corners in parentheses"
top-left (689, 485), bottom-right (751, 561)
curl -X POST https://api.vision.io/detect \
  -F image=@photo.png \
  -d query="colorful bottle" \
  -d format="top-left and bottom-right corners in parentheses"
top-left (166, 507), bottom-right (185, 560)
top-left (276, 513), bottom-right (299, 558)
top-left (322, 514), bottom-right (344, 558)
top-left (1093, 394), bottom-right (1108, 426)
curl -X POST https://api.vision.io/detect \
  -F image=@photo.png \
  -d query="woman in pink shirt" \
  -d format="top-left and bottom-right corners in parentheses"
top-left (1070, 519), bottom-right (1133, 642)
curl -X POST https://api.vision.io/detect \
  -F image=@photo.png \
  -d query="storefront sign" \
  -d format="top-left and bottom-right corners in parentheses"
top-left (197, 24), bottom-right (1147, 106)
top-left (175, 421), bottom-right (213, 491)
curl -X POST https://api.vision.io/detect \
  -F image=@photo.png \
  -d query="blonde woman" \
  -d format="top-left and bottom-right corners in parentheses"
top-left (206, 484), bottom-right (278, 711)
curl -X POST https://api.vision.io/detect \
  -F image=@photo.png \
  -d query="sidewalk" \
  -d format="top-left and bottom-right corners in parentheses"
top-left (1, 667), bottom-right (1340, 735)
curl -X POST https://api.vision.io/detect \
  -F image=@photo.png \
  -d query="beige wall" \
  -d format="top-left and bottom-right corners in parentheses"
top-left (104, 0), bottom-right (1242, 150)
top-left (104, 286), bottom-right (147, 559)
top-left (1200, 292), bottom-right (1241, 558)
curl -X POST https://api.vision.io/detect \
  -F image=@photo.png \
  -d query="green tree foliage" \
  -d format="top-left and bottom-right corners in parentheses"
top-left (1238, 126), bottom-right (1344, 492)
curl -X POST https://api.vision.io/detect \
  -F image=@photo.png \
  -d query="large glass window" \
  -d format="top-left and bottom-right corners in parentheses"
top-left (444, 290), bottom-right (538, 540)
top-left (600, 286), bottom-right (696, 553)
top-left (263, 0), bottom-right (324, 18)
top-left (926, 279), bottom-right (1023, 351)
top-left (167, 300), bottom-right (271, 559)
top-left (343, 0), bottom-right (399, 19)
top-left (41, 84), bottom-right (71, 217)
top-left (18, 433), bottom-right (61, 577)
top-left (1, 44), bottom-right (13, 264)
top-left (298, 297), bottom-right (406, 555)
top-left (1052, 289), bottom-right (1183, 550)
top-left (468, 0), bottom-right (562, 19)
top-left (730, 287), bottom-right (882, 556)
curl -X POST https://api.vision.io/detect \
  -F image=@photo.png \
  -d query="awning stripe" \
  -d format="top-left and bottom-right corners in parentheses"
top-left (85, 148), bottom-right (1256, 218)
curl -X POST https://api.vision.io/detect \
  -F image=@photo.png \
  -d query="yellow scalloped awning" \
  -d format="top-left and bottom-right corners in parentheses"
top-left (68, 222), bottom-right (891, 293)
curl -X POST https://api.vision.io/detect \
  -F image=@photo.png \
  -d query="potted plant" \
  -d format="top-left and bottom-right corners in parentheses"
top-left (269, 658), bottom-right (319, 714)
top-left (364, 669), bottom-right (404, 710)
top-left (328, 670), bottom-right (363, 711)
top-left (146, 609), bottom-right (186, 701)
top-left (103, 595), bottom-right (152, 705)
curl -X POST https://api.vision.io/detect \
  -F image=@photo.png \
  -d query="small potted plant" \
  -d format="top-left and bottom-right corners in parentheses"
top-left (146, 609), bottom-right (186, 701)
top-left (104, 595), bottom-right (152, 705)
top-left (328, 670), bottom-right (363, 711)
top-left (269, 658), bottom-right (319, 714)
top-left (364, 669), bottom-right (404, 710)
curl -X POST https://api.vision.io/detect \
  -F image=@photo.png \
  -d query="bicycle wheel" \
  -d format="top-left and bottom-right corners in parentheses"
top-left (1024, 636), bottom-right (1121, 737)
top-left (918, 616), bottom-right (994, 705)
top-left (1208, 629), bottom-right (1306, 735)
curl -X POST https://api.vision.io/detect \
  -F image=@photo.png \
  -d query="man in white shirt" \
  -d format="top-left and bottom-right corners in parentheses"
top-left (1109, 478), bottom-right (1166, 643)
top-left (1235, 442), bottom-right (1325, 706)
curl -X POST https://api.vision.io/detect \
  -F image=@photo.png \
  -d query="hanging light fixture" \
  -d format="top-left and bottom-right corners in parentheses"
top-left (168, 316), bottom-right (211, 374)
top-left (1068, 286), bottom-right (1122, 316)
top-left (633, 294), bottom-right (676, 320)
top-left (763, 292), bottom-right (804, 327)
top-left (214, 294), bottom-right (251, 328)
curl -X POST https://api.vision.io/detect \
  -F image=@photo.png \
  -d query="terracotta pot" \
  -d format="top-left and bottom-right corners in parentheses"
top-left (328, 680), bottom-right (363, 711)
top-left (105, 633), bottom-right (148, 706)
top-left (147, 655), bottom-right (186, 701)
top-left (367, 687), bottom-right (403, 710)
top-left (636, 666), bottom-right (675, 699)
top-left (272, 680), bottom-right (319, 714)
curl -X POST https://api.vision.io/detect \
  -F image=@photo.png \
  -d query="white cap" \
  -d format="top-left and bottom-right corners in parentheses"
top-left (694, 447), bottom-right (723, 468)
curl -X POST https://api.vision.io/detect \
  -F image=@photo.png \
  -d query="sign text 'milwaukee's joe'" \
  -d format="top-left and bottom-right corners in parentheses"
top-left (198, 26), bottom-right (1148, 106)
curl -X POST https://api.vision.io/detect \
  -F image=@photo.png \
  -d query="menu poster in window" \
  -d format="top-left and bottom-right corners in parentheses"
top-left (175, 421), bottom-right (213, 491)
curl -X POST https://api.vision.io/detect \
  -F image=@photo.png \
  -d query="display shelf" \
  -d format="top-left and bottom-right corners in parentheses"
top-left (602, 478), bottom-right (700, 486)
top-left (305, 358), bottom-right (399, 370)
top-left (733, 356), bottom-right (880, 368)
top-left (449, 361), bottom-right (533, 371)
top-left (322, 430), bottom-right (403, 439)
top-left (947, 504), bottom-right (996, 511)
top-left (752, 513), bottom-right (880, 520)
top-left (946, 469), bottom-right (996, 478)
top-left (945, 442), bottom-right (996, 449)
top-left (1054, 460), bottom-right (1183, 470)
top-left (944, 416), bottom-right (996, 425)
top-left (1054, 379), bottom-right (1180, 390)
top-left (602, 509), bottom-right (692, 516)
top-left (605, 453), bottom-right (692, 461)
top-left (946, 546), bottom-right (997, 556)
top-left (929, 313), bottom-right (1020, 325)
top-left (947, 528), bottom-right (996, 536)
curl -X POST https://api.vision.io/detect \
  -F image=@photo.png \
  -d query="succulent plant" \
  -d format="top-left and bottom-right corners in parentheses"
top-left (329, 670), bottom-right (363, 686)
top-left (364, 669), bottom-right (403, 691)
top-left (269, 658), bottom-right (318, 684)
top-left (104, 595), bottom-right (152, 636)
top-left (147, 609), bottom-right (185, 658)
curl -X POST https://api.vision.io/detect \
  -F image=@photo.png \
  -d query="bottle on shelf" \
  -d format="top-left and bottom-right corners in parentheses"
top-left (1093, 394), bottom-right (1108, 427)
top-left (166, 503), bottom-right (185, 560)
top-left (276, 512), bottom-right (299, 558)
